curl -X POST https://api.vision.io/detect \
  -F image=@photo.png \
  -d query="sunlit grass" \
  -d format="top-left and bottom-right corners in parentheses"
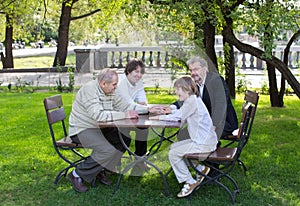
top-left (13, 55), bottom-right (76, 68)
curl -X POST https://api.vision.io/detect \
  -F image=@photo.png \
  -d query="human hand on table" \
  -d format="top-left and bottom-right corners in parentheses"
top-left (148, 105), bottom-right (172, 115)
top-left (125, 110), bottom-right (139, 119)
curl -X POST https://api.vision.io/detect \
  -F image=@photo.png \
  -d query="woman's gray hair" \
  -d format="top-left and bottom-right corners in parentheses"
top-left (97, 68), bottom-right (118, 83)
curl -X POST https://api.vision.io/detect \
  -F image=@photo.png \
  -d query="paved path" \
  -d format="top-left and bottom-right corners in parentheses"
top-left (11, 46), bottom-right (79, 58)
top-left (0, 69), bottom-right (286, 89)
top-left (0, 70), bottom-right (175, 88)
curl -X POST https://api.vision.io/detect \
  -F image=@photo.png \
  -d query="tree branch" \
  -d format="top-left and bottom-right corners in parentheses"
top-left (222, 26), bottom-right (300, 97)
top-left (71, 9), bottom-right (101, 21)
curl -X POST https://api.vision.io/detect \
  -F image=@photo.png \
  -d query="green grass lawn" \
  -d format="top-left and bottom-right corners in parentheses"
top-left (0, 92), bottom-right (299, 206)
top-left (13, 55), bottom-right (76, 69)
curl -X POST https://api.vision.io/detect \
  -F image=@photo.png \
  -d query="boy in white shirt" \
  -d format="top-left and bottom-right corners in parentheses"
top-left (150, 76), bottom-right (218, 197)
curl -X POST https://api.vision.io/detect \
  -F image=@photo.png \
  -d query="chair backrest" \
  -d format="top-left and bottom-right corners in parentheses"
top-left (235, 93), bottom-right (258, 157)
top-left (241, 90), bottom-right (259, 146)
top-left (44, 95), bottom-right (68, 141)
top-left (244, 90), bottom-right (259, 107)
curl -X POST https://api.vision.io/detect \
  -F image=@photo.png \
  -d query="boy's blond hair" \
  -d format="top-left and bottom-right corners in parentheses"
top-left (174, 76), bottom-right (199, 97)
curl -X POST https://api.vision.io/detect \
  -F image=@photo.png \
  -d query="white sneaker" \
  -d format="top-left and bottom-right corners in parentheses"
top-left (177, 182), bottom-right (200, 198)
top-left (196, 166), bottom-right (210, 183)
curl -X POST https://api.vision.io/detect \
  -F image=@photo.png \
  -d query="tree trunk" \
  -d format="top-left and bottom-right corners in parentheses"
top-left (53, 1), bottom-right (73, 67)
top-left (222, 26), bottom-right (300, 98)
top-left (280, 29), bottom-right (300, 101)
top-left (267, 63), bottom-right (283, 106)
top-left (202, 19), bottom-right (218, 71)
top-left (1, 14), bottom-right (14, 69)
top-left (223, 35), bottom-right (236, 99)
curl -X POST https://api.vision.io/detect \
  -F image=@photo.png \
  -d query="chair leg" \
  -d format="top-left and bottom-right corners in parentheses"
top-left (164, 167), bottom-right (173, 178)
top-left (186, 159), bottom-right (239, 203)
top-left (237, 159), bottom-right (247, 172)
top-left (53, 156), bottom-right (87, 184)
top-left (54, 166), bottom-right (72, 184)
top-left (114, 173), bottom-right (124, 195)
top-left (204, 168), bottom-right (239, 204)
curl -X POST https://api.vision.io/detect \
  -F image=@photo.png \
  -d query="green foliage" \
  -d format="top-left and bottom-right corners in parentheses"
top-left (261, 81), bottom-right (269, 95)
top-left (236, 77), bottom-right (248, 94)
top-left (0, 92), bottom-right (299, 205)
top-left (15, 76), bottom-right (33, 93)
top-left (1, 76), bottom-right (44, 93)
top-left (235, 0), bottom-right (299, 58)
top-left (0, 0), bottom-right (41, 43)
top-left (67, 67), bottom-right (75, 92)
top-left (55, 66), bottom-right (75, 92)
top-left (55, 73), bottom-right (64, 93)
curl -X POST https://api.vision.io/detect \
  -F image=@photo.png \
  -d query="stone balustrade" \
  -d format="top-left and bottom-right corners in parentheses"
top-left (75, 44), bottom-right (300, 73)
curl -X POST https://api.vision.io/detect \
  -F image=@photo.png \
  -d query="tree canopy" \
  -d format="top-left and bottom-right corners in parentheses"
top-left (0, 0), bottom-right (299, 101)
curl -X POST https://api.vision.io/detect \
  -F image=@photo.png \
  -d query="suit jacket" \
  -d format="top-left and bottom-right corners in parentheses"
top-left (205, 72), bottom-right (238, 138)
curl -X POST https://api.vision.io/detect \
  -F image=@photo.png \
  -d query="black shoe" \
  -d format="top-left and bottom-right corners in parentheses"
top-left (68, 172), bottom-right (88, 192)
top-left (97, 171), bottom-right (112, 186)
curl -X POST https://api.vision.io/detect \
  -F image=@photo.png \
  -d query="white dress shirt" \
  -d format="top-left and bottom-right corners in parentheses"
top-left (159, 95), bottom-right (218, 146)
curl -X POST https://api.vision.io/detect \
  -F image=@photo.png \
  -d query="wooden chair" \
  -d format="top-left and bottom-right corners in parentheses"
top-left (184, 100), bottom-right (256, 203)
top-left (44, 94), bottom-right (87, 184)
top-left (221, 90), bottom-right (259, 171)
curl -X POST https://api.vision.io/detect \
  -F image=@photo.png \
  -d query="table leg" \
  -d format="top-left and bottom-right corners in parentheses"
top-left (114, 128), bottom-right (178, 196)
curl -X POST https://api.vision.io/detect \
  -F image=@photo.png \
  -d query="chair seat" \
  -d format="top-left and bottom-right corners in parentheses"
top-left (56, 136), bottom-right (83, 148)
top-left (207, 147), bottom-right (237, 162)
top-left (184, 152), bottom-right (212, 161)
top-left (222, 134), bottom-right (238, 140)
top-left (184, 147), bottom-right (237, 162)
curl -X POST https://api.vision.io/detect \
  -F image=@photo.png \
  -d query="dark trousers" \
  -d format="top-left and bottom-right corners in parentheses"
top-left (101, 127), bottom-right (131, 152)
top-left (119, 127), bottom-right (149, 156)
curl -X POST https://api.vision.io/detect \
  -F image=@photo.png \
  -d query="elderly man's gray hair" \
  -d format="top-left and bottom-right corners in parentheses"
top-left (187, 56), bottom-right (208, 68)
top-left (97, 68), bottom-right (118, 83)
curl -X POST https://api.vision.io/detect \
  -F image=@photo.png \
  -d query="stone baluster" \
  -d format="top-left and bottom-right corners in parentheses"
top-left (134, 51), bottom-right (138, 59)
top-left (165, 51), bottom-right (169, 68)
top-left (241, 53), bottom-right (246, 69)
top-left (288, 51), bottom-right (292, 68)
top-left (157, 51), bottom-right (161, 68)
top-left (256, 58), bottom-right (263, 70)
top-left (296, 51), bottom-right (300, 68)
top-left (111, 51), bottom-right (116, 68)
top-left (142, 51), bottom-right (146, 64)
top-left (250, 55), bottom-right (254, 69)
top-left (218, 51), bottom-right (222, 58)
top-left (149, 51), bottom-right (154, 67)
top-left (234, 52), bottom-right (238, 67)
top-left (126, 52), bottom-right (130, 63)
top-left (118, 51), bottom-right (123, 68)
